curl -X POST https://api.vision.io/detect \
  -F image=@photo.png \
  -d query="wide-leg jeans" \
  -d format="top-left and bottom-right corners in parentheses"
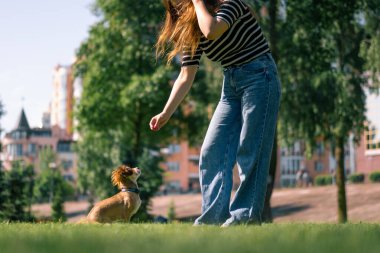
top-left (194, 52), bottom-right (281, 226)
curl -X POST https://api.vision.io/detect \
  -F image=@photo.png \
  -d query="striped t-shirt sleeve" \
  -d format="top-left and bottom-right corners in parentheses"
top-left (215, 0), bottom-right (247, 28)
top-left (181, 46), bottom-right (203, 67)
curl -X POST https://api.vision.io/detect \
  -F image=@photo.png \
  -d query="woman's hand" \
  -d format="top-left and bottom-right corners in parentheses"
top-left (150, 112), bottom-right (171, 131)
top-left (149, 66), bottom-right (198, 132)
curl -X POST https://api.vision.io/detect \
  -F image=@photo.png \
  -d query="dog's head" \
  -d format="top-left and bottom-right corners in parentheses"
top-left (111, 165), bottom-right (141, 188)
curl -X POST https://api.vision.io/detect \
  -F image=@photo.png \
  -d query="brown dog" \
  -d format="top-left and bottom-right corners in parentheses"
top-left (85, 165), bottom-right (141, 223)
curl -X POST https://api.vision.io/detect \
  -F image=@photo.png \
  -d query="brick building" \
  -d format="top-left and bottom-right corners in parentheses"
top-left (355, 90), bottom-right (380, 177)
top-left (1, 109), bottom-right (77, 182)
top-left (275, 139), bottom-right (355, 188)
top-left (160, 142), bottom-right (201, 193)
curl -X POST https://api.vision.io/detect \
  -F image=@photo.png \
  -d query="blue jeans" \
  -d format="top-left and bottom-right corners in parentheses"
top-left (194, 52), bottom-right (281, 226)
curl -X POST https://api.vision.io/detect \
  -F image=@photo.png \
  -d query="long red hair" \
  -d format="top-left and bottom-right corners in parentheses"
top-left (156, 0), bottom-right (222, 64)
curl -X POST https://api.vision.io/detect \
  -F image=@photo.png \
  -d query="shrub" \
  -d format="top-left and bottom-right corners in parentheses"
top-left (314, 175), bottom-right (333, 186)
top-left (52, 187), bottom-right (66, 222)
top-left (369, 171), bottom-right (380, 183)
top-left (167, 200), bottom-right (176, 223)
top-left (131, 149), bottom-right (164, 222)
top-left (348, 173), bottom-right (365, 184)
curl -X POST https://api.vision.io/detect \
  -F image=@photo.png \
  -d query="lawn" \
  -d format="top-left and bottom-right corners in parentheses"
top-left (0, 223), bottom-right (379, 253)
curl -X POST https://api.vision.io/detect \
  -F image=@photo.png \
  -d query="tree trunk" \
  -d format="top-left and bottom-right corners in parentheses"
top-left (268, 0), bottom-right (278, 60)
top-left (132, 100), bottom-right (142, 164)
top-left (262, 0), bottom-right (278, 223)
top-left (262, 130), bottom-right (277, 222)
top-left (335, 136), bottom-right (347, 223)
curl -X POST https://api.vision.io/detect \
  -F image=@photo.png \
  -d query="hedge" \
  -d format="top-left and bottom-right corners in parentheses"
top-left (348, 173), bottom-right (365, 184)
top-left (314, 175), bottom-right (333, 186)
top-left (369, 171), bottom-right (380, 183)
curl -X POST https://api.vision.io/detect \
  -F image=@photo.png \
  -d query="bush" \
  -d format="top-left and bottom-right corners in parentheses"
top-left (0, 162), bottom-right (36, 222)
top-left (52, 187), bottom-right (66, 222)
top-left (314, 175), bottom-right (333, 186)
top-left (131, 149), bottom-right (164, 222)
top-left (369, 171), bottom-right (380, 183)
top-left (348, 173), bottom-right (365, 184)
top-left (167, 200), bottom-right (176, 223)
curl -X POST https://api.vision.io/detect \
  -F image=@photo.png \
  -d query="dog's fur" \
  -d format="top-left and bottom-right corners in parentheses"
top-left (83, 165), bottom-right (141, 223)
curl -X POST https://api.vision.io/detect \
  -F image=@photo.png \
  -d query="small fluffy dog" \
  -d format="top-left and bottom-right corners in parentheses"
top-left (85, 165), bottom-right (141, 223)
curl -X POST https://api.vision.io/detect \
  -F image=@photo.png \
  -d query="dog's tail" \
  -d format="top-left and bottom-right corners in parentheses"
top-left (76, 218), bottom-right (89, 224)
top-left (76, 218), bottom-right (100, 225)
top-left (111, 165), bottom-right (133, 188)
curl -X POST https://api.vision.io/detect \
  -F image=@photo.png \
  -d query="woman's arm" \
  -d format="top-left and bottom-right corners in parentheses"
top-left (150, 65), bottom-right (198, 131)
top-left (192, 0), bottom-right (229, 40)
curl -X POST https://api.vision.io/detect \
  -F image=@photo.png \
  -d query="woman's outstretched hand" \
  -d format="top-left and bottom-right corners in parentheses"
top-left (149, 112), bottom-right (170, 131)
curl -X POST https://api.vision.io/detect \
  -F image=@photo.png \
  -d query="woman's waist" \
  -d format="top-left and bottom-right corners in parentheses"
top-left (222, 50), bottom-right (273, 71)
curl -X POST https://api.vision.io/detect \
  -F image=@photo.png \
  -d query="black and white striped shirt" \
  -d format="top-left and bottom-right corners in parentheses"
top-left (182, 0), bottom-right (270, 68)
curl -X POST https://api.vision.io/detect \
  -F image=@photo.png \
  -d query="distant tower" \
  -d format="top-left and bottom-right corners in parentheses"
top-left (41, 107), bottom-right (51, 129)
top-left (15, 107), bottom-right (30, 131)
top-left (51, 65), bottom-right (74, 135)
top-left (72, 77), bottom-right (82, 141)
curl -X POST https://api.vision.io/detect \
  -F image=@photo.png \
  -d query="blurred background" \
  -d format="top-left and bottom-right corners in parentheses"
top-left (0, 0), bottom-right (379, 224)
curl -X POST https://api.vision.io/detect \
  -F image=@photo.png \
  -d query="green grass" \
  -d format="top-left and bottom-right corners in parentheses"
top-left (0, 223), bottom-right (379, 253)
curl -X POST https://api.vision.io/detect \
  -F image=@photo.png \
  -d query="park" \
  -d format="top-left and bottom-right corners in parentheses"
top-left (0, 0), bottom-right (380, 252)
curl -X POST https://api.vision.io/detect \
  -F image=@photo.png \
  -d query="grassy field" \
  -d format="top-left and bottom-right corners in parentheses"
top-left (0, 223), bottom-right (379, 253)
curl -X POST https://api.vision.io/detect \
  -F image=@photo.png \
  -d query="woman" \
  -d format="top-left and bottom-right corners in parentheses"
top-left (150, 0), bottom-right (281, 226)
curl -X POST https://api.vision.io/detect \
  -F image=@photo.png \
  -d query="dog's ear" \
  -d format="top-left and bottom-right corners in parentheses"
top-left (111, 165), bottom-right (128, 187)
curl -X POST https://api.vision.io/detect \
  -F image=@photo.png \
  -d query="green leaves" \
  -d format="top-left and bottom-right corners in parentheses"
top-left (361, 36), bottom-right (380, 88)
top-left (73, 0), bottom-right (219, 220)
top-left (0, 161), bottom-right (35, 222)
top-left (278, 0), bottom-right (368, 150)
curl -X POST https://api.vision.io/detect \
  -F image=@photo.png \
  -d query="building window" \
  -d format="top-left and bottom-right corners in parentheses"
top-left (366, 126), bottom-right (380, 150)
top-left (281, 157), bottom-right (303, 175)
top-left (167, 181), bottom-right (181, 191)
top-left (167, 162), bottom-right (180, 172)
top-left (16, 144), bottom-right (23, 157)
top-left (57, 142), bottom-right (71, 153)
top-left (61, 160), bottom-right (73, 171)
top-left (7, 144), bottom-right (15, 156)
top-left (28, 143), bottom-right (37, 156)
top-left (30, 130), bottom-right (51, 137)
top-left (315, 142), bottom-right (324, 155)
top-left (168, 144), bottom-right (181, 154)
top-left (314, 161), bottom-right (324, 172)
top-left (12, 131), bottom-right (27, 140)
top-left (63, 174), bottom-right (75, 182)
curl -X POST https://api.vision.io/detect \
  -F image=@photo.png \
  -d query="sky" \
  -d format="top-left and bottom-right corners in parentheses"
top-left (0, 0), bottom-right (97, 134)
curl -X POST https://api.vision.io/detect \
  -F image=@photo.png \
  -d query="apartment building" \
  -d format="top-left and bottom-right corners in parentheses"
top-left (1, 109), bottom-right (77, 182)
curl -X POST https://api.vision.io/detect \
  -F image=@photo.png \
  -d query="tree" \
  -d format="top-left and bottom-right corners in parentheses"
top-left (34, 147), bottom-right (70, 221)
top-left (51, 186), bottom-right (66, 222)
top-left (252, 0), bottom-right (282, 223)
top-left (0, 99), bottom-right (5, 174)
top-left (0, 168), bottom-right (11, 221)
top-left (167, 200), bottom-right (176, 223)
top-left (6, 161), bottom-right (30, 221)
top-left (24, 164), bottom-right (35, 220)
top-left (278, 0), bottom-right (367, 223)
top-left (131, 149), bottom-right (164, 222)
top-left (74, 0), bottom-right (213, 220)
top-left (34, 148), bottom-right (58, 203)
top-left (360, 0), bottom-right (380, 88)
top-left (0, 100), bottom-right (9, 220)
top-left (241, 0), bottom-right (283, 222)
